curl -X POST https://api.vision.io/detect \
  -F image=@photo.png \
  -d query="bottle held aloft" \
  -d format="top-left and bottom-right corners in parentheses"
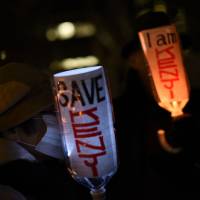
top-left (53, 66), bottom-right (118, 199)
top-left (138, 12), bottom-right (190, 118)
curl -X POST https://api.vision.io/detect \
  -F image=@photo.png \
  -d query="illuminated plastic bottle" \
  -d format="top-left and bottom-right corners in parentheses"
top-left (53, 66), bottom-right (118, 200)
top-left (138, 11), bottom-right (190, 118)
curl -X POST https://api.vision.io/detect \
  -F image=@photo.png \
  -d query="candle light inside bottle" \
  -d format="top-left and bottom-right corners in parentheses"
top-left (139, 25), bottom-right (190, 117)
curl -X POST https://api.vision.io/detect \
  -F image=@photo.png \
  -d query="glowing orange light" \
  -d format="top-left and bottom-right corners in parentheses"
top-left (157, 129), bottom-right (181, 154)
top-left (139, 25), bottom-right (190, 117)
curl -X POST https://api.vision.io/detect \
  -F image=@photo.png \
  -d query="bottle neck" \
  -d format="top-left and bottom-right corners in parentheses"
top-left (90, 187), bottom-right (106, 200)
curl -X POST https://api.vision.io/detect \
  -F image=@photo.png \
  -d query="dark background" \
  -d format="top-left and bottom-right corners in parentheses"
top-left (0, 1), bottom-right (200, 199)
top-left (0, 0), bottom-right (199, 98)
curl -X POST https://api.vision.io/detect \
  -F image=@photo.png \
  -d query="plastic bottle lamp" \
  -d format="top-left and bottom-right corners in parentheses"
top-left (53, 66), bottom-right (118, 200)
top-left (139, 24), bottom-right (190, 118)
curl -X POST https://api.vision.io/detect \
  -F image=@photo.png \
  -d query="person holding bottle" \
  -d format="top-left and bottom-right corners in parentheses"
top-left (112, 10), bottom-right (200, 200)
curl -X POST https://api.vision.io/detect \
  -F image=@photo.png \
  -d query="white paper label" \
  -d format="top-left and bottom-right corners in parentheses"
top-left (139, 25), bottom-right (190, 116)
top-left (54, 66), bottom-right (117, 177)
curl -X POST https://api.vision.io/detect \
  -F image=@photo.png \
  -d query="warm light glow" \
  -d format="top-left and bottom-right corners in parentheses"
top-left (61, 56), bottom-right (99, 68)
top-left (0, 50), bottom-right (7, 60)
top-left (46, 22), bottom-right (75, 41)
top-left (75, 23), bottom-right (96, 38)
top-left (171, 100), bottom-right (184, 117)
top-left (157, 129), bottom-right (181, 154)
top-left (46, 28), bottom-right (57, 41)
top-left (158, 100), bottom-right (186, 117)
top-left (153, 2), bottom-right (167, 13)
top-left (157, 129), bottom-right (165, 136)
top-left (139, 25), bottom-right (190, 118)
top-left (50, 56), bottom-right (99, 70)
top-left (46, 22), bottom-right (96, 41)
top-left (57, 22), bottom-right (75, 40)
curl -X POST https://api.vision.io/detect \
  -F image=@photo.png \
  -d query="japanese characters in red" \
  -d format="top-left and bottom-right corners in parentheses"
top-left (54, 66), bottom-right (117, 177)
top-left (139, 25), bottom-right (190, 117)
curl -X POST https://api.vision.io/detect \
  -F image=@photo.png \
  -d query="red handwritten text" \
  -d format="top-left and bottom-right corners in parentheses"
top-left (155, 46), bottom-right (179, 99)
top-left (69, 107), bottom-right (106, 176)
